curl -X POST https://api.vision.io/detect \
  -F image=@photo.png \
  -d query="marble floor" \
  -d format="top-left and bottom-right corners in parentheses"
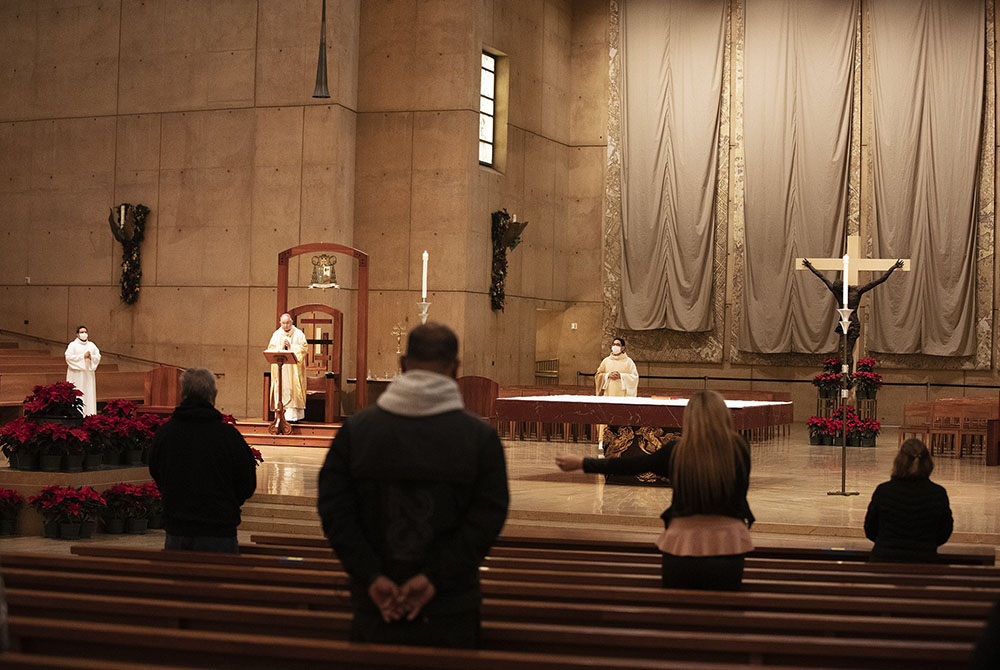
top-left (250, 422), bottom-right (1000, 542)
top-left (3, 423), bottom-right (999, 555)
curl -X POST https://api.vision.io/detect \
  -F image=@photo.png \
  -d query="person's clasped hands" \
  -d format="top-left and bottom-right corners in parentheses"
top-left (368, 573), bottom-right (437, 623)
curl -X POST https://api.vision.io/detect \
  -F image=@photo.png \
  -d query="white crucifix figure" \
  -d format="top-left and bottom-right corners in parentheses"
top-left (795, 235), bottom-right (910, 372)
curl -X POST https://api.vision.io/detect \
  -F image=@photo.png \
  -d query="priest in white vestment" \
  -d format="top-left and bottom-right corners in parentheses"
top-left (594, 337), bottom-right (639, 449)
top-left (267, 313), bottom-right (309, 423)
top-left (65, 326), bottom-right (101, 416)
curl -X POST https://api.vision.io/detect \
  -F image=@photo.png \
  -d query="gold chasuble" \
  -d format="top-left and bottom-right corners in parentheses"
top-left (594, 353), bottom-right (639, 397)
top-left (267, 325), bottom-right (309, 422)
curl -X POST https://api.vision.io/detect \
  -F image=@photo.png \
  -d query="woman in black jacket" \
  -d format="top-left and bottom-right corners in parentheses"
top-left (864, 438), bottom-right (952, 563)
top-left (556, 390), bottom-right (754, 590)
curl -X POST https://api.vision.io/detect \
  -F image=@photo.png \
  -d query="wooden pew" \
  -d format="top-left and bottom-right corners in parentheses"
top-left (1, 550), bottom-right (988, 669)
top-left (8, 550), bottom-right (998, 602)
top-left (3, 552), bottom-right (995, 620)
top-left (5, 585), bottom-right (986, 643)
top-left (2, 572), bottom-right (980, 670)
top-left (13, 616), bottom-right (834, 670)
top-left (0, 371), bottom-right (147, 405)
top-left (2, 653), bottom-right (200, 670)
top-left (246, 530), bottom-right (998, 567)
top-left (0, 363), bottom-right (120, 373)
top-left (69, 544), bottom-right (1000, 591)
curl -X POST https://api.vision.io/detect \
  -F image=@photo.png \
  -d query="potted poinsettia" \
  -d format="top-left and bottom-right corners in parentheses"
top-left (82, 413), bottom-right (114, 469)
top-left (140, 481), bottom-right (163, 529)
top-left (0, 418), bottom-right (39, 470)
top-left (23, 382), bottom-right (84, 421)
top-left (76, 486), bottom-right (107, 538)
top-left (822, 417), bottom-right (843, 445)
top-left (28, 486), bottom-right (87, 539)
top-left (807, 417), bottom-right (825, 445)
top-left (860, 418), bottom-right (880, 447)
top-left (853, 370), bottom-right (883, 400)
top-left (102, 483), bottom-right (150, 534)
top-left (0, 488), bottom-right (25, 535)
top-left (811, 372), bottom-right (845, 399)
top-left (34, 422), bottom-right (90, 473)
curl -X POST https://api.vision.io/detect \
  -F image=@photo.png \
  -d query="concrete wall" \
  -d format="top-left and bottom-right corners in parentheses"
top-left (0, 0), bottom-right (609, 416)
top-left (0, 0), bottom-right (360, 416)
top-left (354, 0), bottom-right (608, 385)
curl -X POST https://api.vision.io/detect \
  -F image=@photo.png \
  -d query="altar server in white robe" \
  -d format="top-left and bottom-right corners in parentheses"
top-left (267, 313), bottom-right (309, 423)
top-left (65, 325), bottom-right (101, 416)
top-left (594, 336), bottom-right (639, 449)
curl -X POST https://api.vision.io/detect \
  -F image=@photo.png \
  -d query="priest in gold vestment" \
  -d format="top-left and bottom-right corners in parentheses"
top-left (267, 313), bottom-right (309, 423)
top-left (594, 337), bottom-right (639, 448)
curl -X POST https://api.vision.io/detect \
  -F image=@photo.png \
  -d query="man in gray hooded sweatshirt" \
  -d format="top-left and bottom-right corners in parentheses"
top-left (317, 322), bottom-right (509, 649)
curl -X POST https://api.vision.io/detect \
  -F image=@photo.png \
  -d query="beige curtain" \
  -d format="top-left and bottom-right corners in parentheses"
top-left (740, 0), bottom-right (858, 354)
top-left (867, 0), bottom-right (983, 356)
top-left (617, 0), bottom-right (727, 332)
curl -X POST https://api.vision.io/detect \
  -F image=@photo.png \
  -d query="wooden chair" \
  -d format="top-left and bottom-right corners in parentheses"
top-left (898, 401), bottom-right (933, 447)
top-left (959, 399), bottom-right (996, 458)
top-left (929, 399), bottom-right (962, 457)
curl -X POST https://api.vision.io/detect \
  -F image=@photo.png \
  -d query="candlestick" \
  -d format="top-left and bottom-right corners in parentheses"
top-left (841, 254), bottom-right (849, 307)
top-left (417, 301), bottom-right (431, 325)
top-left (421, 250), bottom-right (428, 301)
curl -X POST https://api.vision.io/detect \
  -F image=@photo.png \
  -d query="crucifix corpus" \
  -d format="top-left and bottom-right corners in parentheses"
top-left (795, 235), bottom-right (910, 372)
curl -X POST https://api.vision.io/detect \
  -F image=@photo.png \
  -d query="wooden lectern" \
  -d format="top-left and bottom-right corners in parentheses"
top-left (264, 350), bottom-right (299, 435)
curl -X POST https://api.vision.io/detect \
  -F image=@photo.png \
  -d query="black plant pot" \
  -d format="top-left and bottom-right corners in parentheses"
top-left (39, 454), bottom-right (62, 472)
top-left (102, 517), bottom-right (125, 534)
top-left (64, 453), bottom-right (85, 473)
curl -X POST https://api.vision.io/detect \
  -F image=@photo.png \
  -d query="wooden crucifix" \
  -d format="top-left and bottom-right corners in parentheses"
top-left (795, 235), bottom-right (910, 372)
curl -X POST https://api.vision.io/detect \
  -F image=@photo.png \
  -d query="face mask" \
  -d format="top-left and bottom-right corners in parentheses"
top-left (78, 333), bottom-right (88, 342)
top-left (611, 345), bottom-right (622, 355)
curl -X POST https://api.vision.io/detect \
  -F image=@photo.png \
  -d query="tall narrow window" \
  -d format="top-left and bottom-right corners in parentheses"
top-left (480, 52), bottom-right (496, 166)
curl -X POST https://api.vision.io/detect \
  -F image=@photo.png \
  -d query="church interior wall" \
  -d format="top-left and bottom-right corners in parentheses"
top-left (0, 0), bottom-right (361, 417)
top-left (20, 0), bottom-right (976, 420)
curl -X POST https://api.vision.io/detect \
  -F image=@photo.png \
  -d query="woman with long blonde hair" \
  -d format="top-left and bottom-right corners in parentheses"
top-left (556, 390), bottom-right (754, 590)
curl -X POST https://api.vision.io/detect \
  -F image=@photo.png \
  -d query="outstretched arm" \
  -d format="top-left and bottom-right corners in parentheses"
top-left (858, 259), bottom-right (904, 296)
top-left (801, 259), bottom-right (837, 294)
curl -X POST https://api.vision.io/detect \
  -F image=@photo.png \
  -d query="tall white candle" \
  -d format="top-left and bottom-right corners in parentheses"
top-left (120, 204), bottom-right (125, 229)
top-left (842, 254), bottom-right (849, 307)
top-left (421, 250), bottom-right (428, 301)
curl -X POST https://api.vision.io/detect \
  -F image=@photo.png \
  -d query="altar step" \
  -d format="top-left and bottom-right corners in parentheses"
top-left (239, 494), bottom-right (323, 536)
top-left (235, 421), bottom-right (340, 448)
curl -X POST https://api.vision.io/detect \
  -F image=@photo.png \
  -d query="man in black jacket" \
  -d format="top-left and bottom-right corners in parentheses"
top-left (150, 367), bottom-right (257, 553)
top-left (318, 323), bottom-right (509, 649)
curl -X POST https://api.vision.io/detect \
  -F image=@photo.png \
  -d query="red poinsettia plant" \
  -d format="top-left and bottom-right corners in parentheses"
top-left (811, 372), bottom-right (845, 393)
top-left (23, 382), bottom-right (84, 418)
top-left (34, 422), bottom-right (90, 456)
top-left (0, 488), bottom-right (26, 518)
top-left (822, 356), bottom-right (842, 373)
top-left (852, 370), bottom-right (883, 392)
top-left (250, 447), bottom-right (264, 467)
top-left (102, 399), bottom-right (138, 418)
top-left (103, 414), bottom-right (163, 453)
top-left (102, 483), bottom-right (150, 520)
top-left (856, 357), bottom-right (879, 372)
top-left (29, 485), bottom-right (95, 523)
top-left (0, 417), bottom-right (37, 460)
top-left (0, 418), bottom-right (89, 458)
top-left (139, 481), bottom-right (163, 518)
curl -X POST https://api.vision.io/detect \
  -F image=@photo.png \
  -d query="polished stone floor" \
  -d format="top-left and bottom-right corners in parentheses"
top-left (3, 423), bottom-right (999, 556)
top-left (253, 423), bottom-right (1000, 541)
